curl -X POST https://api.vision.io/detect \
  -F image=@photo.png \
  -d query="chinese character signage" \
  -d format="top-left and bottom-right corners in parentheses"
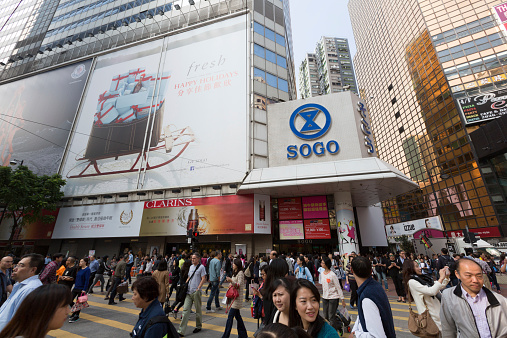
top-left (304, 219), bottom-right (331, 239)
top-left (52, 202), bottom-right (144, 238)
top-left (302, 196), bottom-right (328, 219)
top-left (279, 198), bottom-right (303, 220)
top-left (279, 220), bottom-right (304, 240)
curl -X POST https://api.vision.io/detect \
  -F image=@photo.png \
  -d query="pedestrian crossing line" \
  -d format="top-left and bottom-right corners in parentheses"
top-left (169, 316), bottom-right (256, 336)
top-left (349, 321), bottom-right (412, 334)
top-left (87, 300), bottom-right (139, 314)
top-left (89, 293), bottom-right (134, 303)
top-left (348, 311), bottom-right (408, 321)
top-left (47, 329), bottom-right (87, 338)
top-left (79, 313), bottom-right (133, 332)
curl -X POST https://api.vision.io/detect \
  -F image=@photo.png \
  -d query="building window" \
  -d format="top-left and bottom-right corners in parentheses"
top-left (265, 28), bottom-right (276, 42)
top-left (399, 126), bottom-right (405, 134)
top-left (388, 84), bottom-right (393, 91)
top-left (266, 72), bottom-right (278, 88)
top-left (395, 111), bottom-right (400, 119)
top-left (391, 97), bottom-right (397, 105)
top-left (254, 68), bottom-right (266, 83)
top-left (266, 49), bottom-right (277, 64)
top-left (276, 33), bottom-right (286, 47)
top-left (254, 22), bottom-right (264, 35)
top-left (254, 44), bottom-right (265, 58)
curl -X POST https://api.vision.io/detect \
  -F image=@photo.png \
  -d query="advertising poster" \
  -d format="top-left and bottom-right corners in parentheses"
top-left (279, 198), bottom-right (303, 220)
top-left (0, 60), bottom-right (92, 175)
top-left (279, 220), bottom-right (304, 240)
top-left (302, 196), bottom-right (328, 219)
top-left (457, 89), bottom-right (507, 125)
top-left (140, 195), bottom-right (255, 236)
top-left (52, 202), bottom-right (144, 238)
top-left (0, 210), bottom-right (59, 240)
top-left (254, 194), bottom-right (271, 234)
top-left (62, 16), bottom-right (248, 196)
top-left (304, 219), bottom-right (331, 239)
top-left (447, 226), bottom-right (501, 238)
top-left (385, 216), bottom-right (443, 238)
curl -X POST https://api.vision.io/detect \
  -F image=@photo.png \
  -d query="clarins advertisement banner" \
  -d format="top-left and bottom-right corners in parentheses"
top-left (0, 61), bottom-right (91, 176)
top-left (61, 16), bottom-right (248, 196)
top-left (279, 220), bottom-right (304, 240)
top-left (52, 202), bottom-right (144, 238)
top-left (385, 216), bottom-right (443, 238)
top-left (140, 195), bottom-right (259, 236)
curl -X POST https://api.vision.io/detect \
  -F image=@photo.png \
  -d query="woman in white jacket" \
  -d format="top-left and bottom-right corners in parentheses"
top-left (402, 259), bottom-right (450, 332)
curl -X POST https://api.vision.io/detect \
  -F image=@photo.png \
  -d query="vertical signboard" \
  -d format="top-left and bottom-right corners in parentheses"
top-left (254, 194), bottom-right (271, 234)
top-left (0, 61), bottom-right (92, 175)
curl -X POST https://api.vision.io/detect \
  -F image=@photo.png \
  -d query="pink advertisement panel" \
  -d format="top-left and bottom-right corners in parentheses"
top-left (279, 220), bottom-right (304, 240)
top-left (302, 196), bottom-right (328, 219)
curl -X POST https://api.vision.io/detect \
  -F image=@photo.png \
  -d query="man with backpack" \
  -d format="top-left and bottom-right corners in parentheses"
top-left (437, 248), bottom-right (456, 287)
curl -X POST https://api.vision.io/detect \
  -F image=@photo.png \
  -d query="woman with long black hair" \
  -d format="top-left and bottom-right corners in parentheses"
top-left (168, 258), bottom-right (180, 299)
top-left (0, 284), bottom-right (72, 338)
top-left (288, 279), bottom-right (339, 338)
top-left (252, 258), bottom-right (289, 325)
top-left (222, 258), bottom-right (247, 338)
top-left (169, 259), bottom-right (191, 317)
top-left (403, 259), bottom-right (449, 334)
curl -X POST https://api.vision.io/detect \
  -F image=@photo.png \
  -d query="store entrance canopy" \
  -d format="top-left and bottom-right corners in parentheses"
top-left (238, 157), bottom-right (419, 206)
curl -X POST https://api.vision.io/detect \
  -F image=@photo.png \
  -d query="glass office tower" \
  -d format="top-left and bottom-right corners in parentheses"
top-left (349, 0), bottom-right (507, 237)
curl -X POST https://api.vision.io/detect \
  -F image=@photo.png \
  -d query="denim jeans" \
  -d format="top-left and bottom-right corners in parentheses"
top-left (376, 271), bottom-right (388, 290)
top-left (222, 308), bottom-right (247, 338)
top-left (206, 281), bottom-right (220, 310)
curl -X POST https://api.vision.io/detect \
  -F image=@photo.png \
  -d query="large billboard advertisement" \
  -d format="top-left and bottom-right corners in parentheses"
top-left (61, 16), bottom-right (248, 196)
top-left (0, 61), bottom-right (92, 175)
top-left (0, 210), bottom-right (59, 241)
top-left (140, 194), bottom-right (263, 236)
top-left (457, 89), bottom-right (507, 125)
top-left (385, 216), bottom-right (443, 238)
top-left (52, 202), bottom-right (144, 239)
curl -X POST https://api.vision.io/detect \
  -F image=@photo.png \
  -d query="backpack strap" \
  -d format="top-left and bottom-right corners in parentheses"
top-left (140, 315), bottom-right (177, 338)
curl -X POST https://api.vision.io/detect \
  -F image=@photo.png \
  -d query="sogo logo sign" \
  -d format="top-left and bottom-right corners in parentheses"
top-left (287, 104), bottom-right (339, 159)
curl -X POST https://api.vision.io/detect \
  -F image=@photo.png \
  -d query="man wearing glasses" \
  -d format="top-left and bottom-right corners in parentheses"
top-left (0, 256), bottom-right (13, 307)
top-left (387, 252), bottom-right (406, 302)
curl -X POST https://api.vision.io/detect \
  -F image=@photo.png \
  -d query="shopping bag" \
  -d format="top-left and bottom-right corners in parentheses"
top-left (71, 301), bottom-right (89, 313)
top-left (77, 291), bottom-right (88, 303)
top-left (337, 305), bottom-right (351, 326)
top-left (221, 294), bottom-right (227, 305)
top-left (344, 282), bottom-right (350, 292)
top-left (117, 281), bottom-right (129, 294)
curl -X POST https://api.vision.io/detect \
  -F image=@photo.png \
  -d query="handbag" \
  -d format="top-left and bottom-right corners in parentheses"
top-left (70, 300), bottom-right (89, 313)
top-left (225, 284), bottom-right (239, 313)
top-left (344, 282), bottom-right (350, 292)
top-left (408, 296), bottom-right (440, 337)
top-left (244, 263), bottom-right (252, 278)
top-left (77, 291), bottom-right (88, 303)
top-left (117, 281), bottom-right (129, 294)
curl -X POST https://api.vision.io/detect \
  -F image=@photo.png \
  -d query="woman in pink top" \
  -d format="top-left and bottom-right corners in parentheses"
top-left (319, 257), bottom-right (346, 331)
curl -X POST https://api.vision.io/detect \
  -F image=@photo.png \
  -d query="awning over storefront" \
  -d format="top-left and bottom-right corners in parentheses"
top-left (238, 157), bottom-right (419, 206)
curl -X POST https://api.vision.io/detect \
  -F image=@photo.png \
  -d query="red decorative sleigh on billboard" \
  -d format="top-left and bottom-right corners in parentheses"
top-left (67, 68), bottom-right (194, 178)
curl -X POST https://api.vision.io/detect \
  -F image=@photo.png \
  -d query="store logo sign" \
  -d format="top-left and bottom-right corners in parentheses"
top-left (71, 64), bottom-right (86, 79)
top-left (287, 103), bottom-right (339, 159)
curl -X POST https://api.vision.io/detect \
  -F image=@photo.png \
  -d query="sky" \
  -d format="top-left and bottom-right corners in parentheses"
top-left (288, 1), bottom-right (357, 89)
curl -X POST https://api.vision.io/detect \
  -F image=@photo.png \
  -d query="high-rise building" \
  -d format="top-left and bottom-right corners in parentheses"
top-left (0, 0), bottom-right (298, 257)
top-left (298, 37), bottom-right (356, 99)
top-left (349, 0), bottom-right (507, 238)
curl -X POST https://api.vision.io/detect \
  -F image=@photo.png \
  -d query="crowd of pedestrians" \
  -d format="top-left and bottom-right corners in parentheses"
top-left (0, 247), bottom-right (506, 337)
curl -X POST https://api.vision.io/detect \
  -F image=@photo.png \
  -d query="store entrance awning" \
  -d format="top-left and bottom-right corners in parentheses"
top-left (238, 157), bottom-right (419, 206)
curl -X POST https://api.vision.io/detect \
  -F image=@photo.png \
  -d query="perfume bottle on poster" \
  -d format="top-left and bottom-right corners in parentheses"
top-left (259, 200), bottom-right (265, 221)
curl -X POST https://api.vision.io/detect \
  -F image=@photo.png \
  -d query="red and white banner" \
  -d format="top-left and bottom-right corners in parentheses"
top-left (447, 226), bottom-right (501, 238)
top-left (304, 219), bottom-right (331, 239)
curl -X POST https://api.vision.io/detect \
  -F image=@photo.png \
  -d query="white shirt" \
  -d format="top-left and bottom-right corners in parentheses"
top-left (352, 298), bottom-right (387, 338)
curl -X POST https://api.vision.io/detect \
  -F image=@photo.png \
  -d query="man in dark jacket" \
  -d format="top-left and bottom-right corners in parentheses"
top-left (351, 256), bottom-right (396, 337)
top-left (107, 254), bottom-right (127, 305)
top-left (131, 277), bottom-right (171, 338)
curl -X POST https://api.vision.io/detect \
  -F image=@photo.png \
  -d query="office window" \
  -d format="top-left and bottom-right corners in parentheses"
top-left (265, 28), bottom-right (276, 42)
top-left (254, 68), bottom-right (266, 82)
top-left (254, 44), bottom-right (264, 58)
top-left (277, 54), bottom-right (287, 68)
top-left (276, 33), bottom-right (285, 47)
top-left (266, 73), bottom-right (277, 87)
top-left (254, 22), bottom-right (264, 36)
top-left (279, 78), bottom-right (288, 92)
top-left (266, 49), bottom-right (276, 64)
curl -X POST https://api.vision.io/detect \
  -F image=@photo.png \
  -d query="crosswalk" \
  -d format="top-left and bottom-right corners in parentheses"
top-left (46, 287), bottom-right (413, 337)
